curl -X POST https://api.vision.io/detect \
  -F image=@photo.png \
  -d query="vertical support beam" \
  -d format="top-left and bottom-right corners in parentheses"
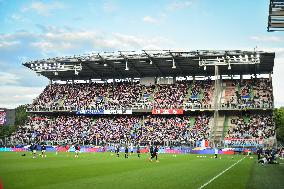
top-left (212, 64), bottom-right (220, 146)
top-left (49, 79), bottom-right (53, 89)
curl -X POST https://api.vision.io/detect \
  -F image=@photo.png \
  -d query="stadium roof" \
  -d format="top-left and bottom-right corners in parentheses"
top-left (268, 0), bottom-right (284, 32)
top-left (22, 50), bottom-right (275, 80)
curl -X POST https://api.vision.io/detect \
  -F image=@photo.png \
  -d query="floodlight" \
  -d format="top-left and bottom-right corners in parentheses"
top-left (239, 55), bottom-right (243, 62)
top-left (125, 60), bottom-right (129, 71)
top-left (172, 58), bottom-right (176, 69)
top-left (245, 55), bottom-right (249, 62)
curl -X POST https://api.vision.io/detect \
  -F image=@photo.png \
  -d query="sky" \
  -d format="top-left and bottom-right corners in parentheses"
top-left (0, 0), bottom-right (283, 108)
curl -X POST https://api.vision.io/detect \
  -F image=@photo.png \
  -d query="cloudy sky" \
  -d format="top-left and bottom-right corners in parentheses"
top-left (0, 0), bottom-right (283, 108)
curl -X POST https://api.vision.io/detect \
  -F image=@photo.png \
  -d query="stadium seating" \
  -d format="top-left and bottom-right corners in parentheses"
top-left (221, 78), bottom-right (273, 109)
top-left (28, 78), bottom-right (273, 112)
top-left (226, 114), bottom-right (275, 139)
top-left (12, 77), bottom-right (274, 147)
top-left (10, 114), bottom-right (212, 146)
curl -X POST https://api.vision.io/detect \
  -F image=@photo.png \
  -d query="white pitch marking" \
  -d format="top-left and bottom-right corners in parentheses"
top-left (197, 156), bottom-right (246, 189)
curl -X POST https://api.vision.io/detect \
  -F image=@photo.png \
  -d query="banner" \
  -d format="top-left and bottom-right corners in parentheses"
top-left (104, 109), bottom-right (132, 115)
top-left (76, 109), bottom-right (104, 115)
top-left (31, 117), bottom-right (48, 121)
top-left (151, 109), bottom-right (183, 115)
top-left (224, 138), bottom-right (263, 146)
top-left (0, 110), bottom-right (6, 125)
top-left (76, 109), bottom-right (132, 115)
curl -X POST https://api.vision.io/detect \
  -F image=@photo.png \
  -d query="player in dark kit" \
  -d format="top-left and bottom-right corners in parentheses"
top-left (137, 145), bottom-right (141, 158)
top-left (149, 144), bottom-right (154, 161)
top-left (153, 145), bottom-right (159, 162)
top-left (75, 144), bottom-right (80, 158)
top-left (41, 144), bottom-right (46, 158)
top-left (124, 145), bottom-right (129, 158)
top-left (257, 148), bottom-right (263, 160)
top-left (115, 144), bottom-right (120, 157)
top-left (30, 144), bottom-right (37, 158)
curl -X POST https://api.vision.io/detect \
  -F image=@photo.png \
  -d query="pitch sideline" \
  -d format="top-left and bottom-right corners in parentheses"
top-left (197, 156), bottom-right (246, 189)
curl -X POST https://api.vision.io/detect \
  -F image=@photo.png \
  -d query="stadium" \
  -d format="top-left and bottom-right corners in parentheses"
top-left (0, 1), bottom-right (284, 189)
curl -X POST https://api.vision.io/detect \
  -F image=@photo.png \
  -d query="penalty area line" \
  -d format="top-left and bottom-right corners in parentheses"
top-left (197, 156), bottom-right (246, 189)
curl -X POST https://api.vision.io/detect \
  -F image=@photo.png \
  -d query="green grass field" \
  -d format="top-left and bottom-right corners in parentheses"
top-left (0, 152), bottom-right (283, 189)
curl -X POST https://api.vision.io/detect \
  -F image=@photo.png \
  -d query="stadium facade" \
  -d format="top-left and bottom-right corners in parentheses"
top-left (8, 50), bottom-right (275, 148)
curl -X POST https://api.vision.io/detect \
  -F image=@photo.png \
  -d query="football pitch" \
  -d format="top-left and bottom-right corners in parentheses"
top-left (0, 152), bottom-right (283, 189)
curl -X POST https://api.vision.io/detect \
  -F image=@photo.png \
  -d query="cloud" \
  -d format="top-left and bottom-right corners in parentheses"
top-left (0, 72), bottom-right (20, 85)
top-left (0, 41), bottom-right (20, 48)
top-left (250, 35), bottom-right (284, 43)
top-left (142, 16), bottom-right (159, 24)
top-left (0, 26), bottom-right (173, 55)
top-left (22, 1), bottom-right (66, 16)
top-left (9, 14), bottom-right (26, 22)
top-left (0, 26), bottom-right (174, 108)
top-left (167, 1), bottom-right (193, 11)
top-left (0, 86), bottom-right (45, 108)
top-left (103, 2), bottom-right (119, 13)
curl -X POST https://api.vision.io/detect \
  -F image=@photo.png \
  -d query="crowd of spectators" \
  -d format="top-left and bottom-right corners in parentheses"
top-left (222, 78), bottom-right (273, 109)
top-left (184, 79), bottom-right (214, 109)
top-left (9, 114), bottom-right (212, 146)
top-left (29, 78), bottom-right (272, 112)
top-left (153, 81), bottom-right (188, 109)
top-left (30, 82), bottom-right (143, 111)
top-left (227, 114), bottom-right (275, 140)
top-left (142, 115), bottom-right (211, 145)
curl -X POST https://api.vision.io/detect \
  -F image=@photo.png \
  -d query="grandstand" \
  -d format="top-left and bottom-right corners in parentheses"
top-left (10, 50), bottom-right (275, 148)
top-left (268, 0), bottom-right (284, 32)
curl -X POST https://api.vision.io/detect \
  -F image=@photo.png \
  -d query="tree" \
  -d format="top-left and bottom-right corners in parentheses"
top-left (15, 104), bottom-right (30, 126)
top-left (0, 125), bottom-right (17, 139)
top-left (274, 107), bottom-right (284, 143)
top-left (0, 104), bottom-right (30, 139)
